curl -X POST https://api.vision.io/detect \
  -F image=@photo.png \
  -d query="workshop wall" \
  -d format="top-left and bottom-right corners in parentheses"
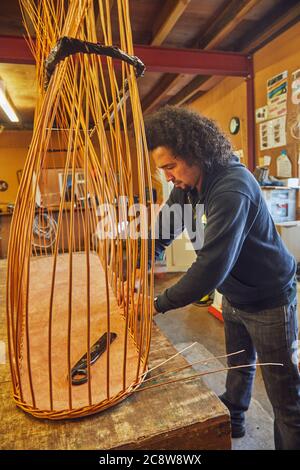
top-left (189, 77), bottom-right (247, 166)
top-left (190, 21), bottom-right (300, 179)
top-left (254, 21), bottom-right (300, 179)
top-left (0, 131), bottom-right (30, 212)
top-left (0, 129), bottom-right (162, 214)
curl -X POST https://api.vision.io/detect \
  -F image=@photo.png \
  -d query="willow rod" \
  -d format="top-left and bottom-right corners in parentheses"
top-left (7, 0), bottom-right (154, 419)
top-left (133, 362), bottom-right (284, 394)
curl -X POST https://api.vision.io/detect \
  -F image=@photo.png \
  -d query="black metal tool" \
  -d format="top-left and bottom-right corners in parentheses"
top-left (71, 332), bottom-right (117, 385)
top-left (44, 36), bottom-right (145, 88)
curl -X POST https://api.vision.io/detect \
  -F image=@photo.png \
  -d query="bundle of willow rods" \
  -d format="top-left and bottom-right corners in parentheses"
top-left (6, 0), bottom-right (155, 419)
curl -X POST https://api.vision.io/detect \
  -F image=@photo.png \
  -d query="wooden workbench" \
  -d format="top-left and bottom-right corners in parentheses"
top-left (0, 260), bottom-right (231, 450)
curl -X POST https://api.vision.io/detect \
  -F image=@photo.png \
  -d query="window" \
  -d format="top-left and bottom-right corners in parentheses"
top-left (58, 170), bottom-right (85, 202)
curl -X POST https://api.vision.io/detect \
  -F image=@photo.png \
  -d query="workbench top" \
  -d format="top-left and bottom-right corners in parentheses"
top-left (0, 260), bottom-right (230, 450)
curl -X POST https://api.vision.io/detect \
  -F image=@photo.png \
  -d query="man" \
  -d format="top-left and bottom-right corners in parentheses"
top-left (144, 106), bottom-right (300, 450)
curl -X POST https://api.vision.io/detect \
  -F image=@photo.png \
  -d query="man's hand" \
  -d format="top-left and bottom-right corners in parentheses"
top-left (136, 297), bottom-right (160, 318)
top-left (121, 289), bottom-right (159, 318)
top-left (136, 297), bottom-right (159, 318)
top-left (120, 269), bottom-right (141, 303)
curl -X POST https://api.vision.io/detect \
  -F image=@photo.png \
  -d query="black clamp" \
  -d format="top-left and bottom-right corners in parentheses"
top-left (45, 36), bottom-right (145, 88)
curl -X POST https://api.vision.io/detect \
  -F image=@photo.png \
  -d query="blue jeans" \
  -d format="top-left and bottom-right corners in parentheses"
top-left (221, 295), bottom-right (300, 449)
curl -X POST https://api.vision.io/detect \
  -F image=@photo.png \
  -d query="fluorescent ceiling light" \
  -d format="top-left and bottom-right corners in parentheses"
top-left (0, 82), bottom-right (19, 123)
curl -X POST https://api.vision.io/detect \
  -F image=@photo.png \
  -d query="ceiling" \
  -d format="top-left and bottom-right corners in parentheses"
top-left (0, 0), bottom-right (300, 129)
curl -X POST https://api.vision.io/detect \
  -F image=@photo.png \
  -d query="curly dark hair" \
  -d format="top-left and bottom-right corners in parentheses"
top-left (144, 106), bottom-right (233, 172)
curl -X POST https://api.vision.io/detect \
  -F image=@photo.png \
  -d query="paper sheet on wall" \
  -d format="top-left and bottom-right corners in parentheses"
top-left (263, 155), bottom-right (272, 166)
top-left (255, 106), bottom-right (268, 123)
top-left (267, 71), bottom-right (288, 104)
top-left (268, 96), bottom-right (287, 119)
top-left (259, 116), bottom-right (286, 150)
top-left (267, 71), bottom-right (288, 119)
top-left (291, 69), bottom-right (300, 105)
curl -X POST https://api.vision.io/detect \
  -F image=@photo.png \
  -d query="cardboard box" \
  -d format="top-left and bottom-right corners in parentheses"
top-left (262, 188), bottom-right (296, 222)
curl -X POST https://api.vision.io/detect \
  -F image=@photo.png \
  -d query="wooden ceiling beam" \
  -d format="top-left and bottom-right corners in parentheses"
top-left (197, 0), bottom-right (262, 50)
top-left (239, 1), bottom-right (300, 53)
top-left (141, 0), bottom-right (191, 114)
top-left (142, 74), bottom-right (182, 114)
top-left (142, 0), bottom-right (260, 113)
top-left (167, 76), bottom-right (210, 107)
top-left (184, 90), bottom-right (205, 105)
top-left (168, 0), bottom-right (299, 107)
top-left (151, 0), bottom-right (191, 46)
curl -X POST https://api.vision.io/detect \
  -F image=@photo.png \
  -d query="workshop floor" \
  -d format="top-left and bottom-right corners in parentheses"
top-left (154, 272), bottom-right (300, 450)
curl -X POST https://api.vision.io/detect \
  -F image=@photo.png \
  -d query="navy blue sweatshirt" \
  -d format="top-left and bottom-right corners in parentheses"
top-left (154, 157), bottom-right (296, 313)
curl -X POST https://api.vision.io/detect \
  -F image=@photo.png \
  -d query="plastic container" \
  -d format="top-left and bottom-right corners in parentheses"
top-left (276, 150), bottom-right (292, 178)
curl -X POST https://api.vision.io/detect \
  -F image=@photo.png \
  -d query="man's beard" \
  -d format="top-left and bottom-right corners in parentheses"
top-left (173, 182), bottom-right (192, 192)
